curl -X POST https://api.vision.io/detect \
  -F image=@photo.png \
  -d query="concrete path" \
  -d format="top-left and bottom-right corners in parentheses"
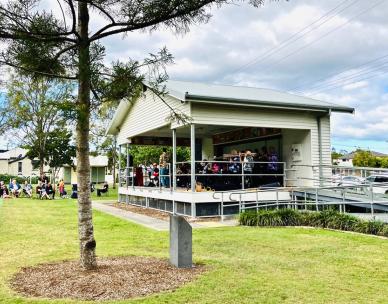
top-left (92, 201), bottom-right (238, 231)
top-left (92, 202), bottom-right (169, 231)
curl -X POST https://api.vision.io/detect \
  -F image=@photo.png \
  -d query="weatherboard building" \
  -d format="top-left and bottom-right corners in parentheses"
top-left (107, 80), bottom-right (354, 217)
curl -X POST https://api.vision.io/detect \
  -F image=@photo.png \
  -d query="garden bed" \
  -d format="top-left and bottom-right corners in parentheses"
top-left (10, 257), bottom-right (204, 301)
top-left (239, 208), bottom-right (388, 237)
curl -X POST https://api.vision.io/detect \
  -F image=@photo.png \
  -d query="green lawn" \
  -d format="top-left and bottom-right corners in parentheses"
top-left (0, 199), bottom-right (387, 304)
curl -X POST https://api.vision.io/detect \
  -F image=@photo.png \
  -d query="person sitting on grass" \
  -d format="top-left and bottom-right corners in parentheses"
top-left (0, 181), bottom-right (4, 197)
top-left (40, 183), bottom-right (50, 200)
top-left (97, 181), bottom-right (109, 197)
top-left (45, 182), bottom-right (55, 199)
top-left (36, 181), bottom-right (43, 198)
top-left (22, 180), bottom-right (33, 198)
top-left (2, 184), bottom-right (11, 199)
top-left (10, 179), bottom-right (21, 197)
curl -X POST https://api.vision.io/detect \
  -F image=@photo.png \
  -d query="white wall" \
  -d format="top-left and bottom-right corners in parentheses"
top-left (117, 91), bottom-right (190, 145)
top-left (282, 129), bottom-right (312, 186)
top-left (311, 115), bottom-right (332, 185)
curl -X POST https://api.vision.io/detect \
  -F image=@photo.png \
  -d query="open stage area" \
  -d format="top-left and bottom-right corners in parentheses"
top-left (1, 198), bottom-right (388, 303)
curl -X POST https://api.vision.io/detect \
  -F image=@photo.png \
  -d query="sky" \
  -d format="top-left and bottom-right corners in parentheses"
top-left (2, 0), bottom-right (388, 153)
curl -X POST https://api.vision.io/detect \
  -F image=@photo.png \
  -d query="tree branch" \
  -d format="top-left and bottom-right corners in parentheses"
top-left (78, 0), bottom-right (116, 23)
top-left (90, 0), bottom-right (216, 41)
top-left (0, 60), bottom-right (78, 80)
top-left (65, 0), bottom-right (80, 39)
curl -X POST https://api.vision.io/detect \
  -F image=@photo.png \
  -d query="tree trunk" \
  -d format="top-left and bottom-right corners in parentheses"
top-left (39, 157), bottom-right (44, 178)
top-left (77, 2), bottom-right (97, 270)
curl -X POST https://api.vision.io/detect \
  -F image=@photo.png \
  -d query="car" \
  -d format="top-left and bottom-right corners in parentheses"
top-left (365, 175), bottom-right (388, 194)
top-left (337, 175), bottom-right (365, 187)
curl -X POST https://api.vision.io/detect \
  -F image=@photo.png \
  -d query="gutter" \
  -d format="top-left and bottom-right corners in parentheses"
top-left (186, 94), bottom-right (355, 114)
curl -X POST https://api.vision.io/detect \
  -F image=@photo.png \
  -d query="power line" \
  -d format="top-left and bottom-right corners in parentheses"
top-left (228, 0), bottom-right (355, 75)
top-left (290, 52), bottom-right (388, 92)
top-left (256, 0), bottom-right (385, 76)
top-left (304, 66), bottom-right (388, 94)
top-left (307, 66), bottom-right (388, 94)
top-left (295, 59), bottom-right (388, 94)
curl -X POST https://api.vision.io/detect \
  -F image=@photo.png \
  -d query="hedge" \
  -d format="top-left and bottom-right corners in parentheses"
top-left (0, 174), bottom-right (39, 185)
top-left (239, 209), bottom-right (388, 237)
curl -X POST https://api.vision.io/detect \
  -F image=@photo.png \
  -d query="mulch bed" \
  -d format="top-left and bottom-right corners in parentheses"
top-left (111, 203), bottom-right (222, 223)
top-left (10, 256), bottom-right (205, 301)
top-left (112, 203), bottom-right (171, 221)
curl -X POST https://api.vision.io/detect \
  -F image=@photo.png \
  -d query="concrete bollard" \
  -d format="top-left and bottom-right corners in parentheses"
top-left (169, 215), bottom-right (192, 268)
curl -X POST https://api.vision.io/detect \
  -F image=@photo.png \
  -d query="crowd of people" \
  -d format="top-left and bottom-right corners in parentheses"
top-left (193, 147), bottom-right (281, 190)
top-left (0, 175), bottom-right (109, 199)
top-left (130, 146), bottom-right (281, 191)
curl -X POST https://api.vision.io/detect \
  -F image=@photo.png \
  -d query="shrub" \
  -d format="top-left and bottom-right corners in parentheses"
top-left (300, 211), bottom-right (324, 227)
top-left (239, 208), bottom-right (388, 238)
top-left (276, 208), bottom-right (301, 226)
top-left (0, 174), bottom-right (39, 185)
top-left (256, 210), bottom-right (283, 226)
top-left (377, 224), bottom-right (388, 237)
top-left (239, 209), bottom-right (284, 226)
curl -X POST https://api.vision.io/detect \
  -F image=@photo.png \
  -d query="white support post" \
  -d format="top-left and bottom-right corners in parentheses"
top-left (190, 124), bottom-right (196, 218)
top-left (118, 144), bottom-right (122, 188)
top-left (126, 143), bottom-right (130, 188)
top-left (190, 124), bottom-right (196, 193)
top-left (172, 128), bottom-right (177, 191)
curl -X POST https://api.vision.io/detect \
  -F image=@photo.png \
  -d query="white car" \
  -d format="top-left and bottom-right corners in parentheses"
top-left (365, 175), bottom-right (388, 195)
top-left (337, 175), bottom-right (365, 187)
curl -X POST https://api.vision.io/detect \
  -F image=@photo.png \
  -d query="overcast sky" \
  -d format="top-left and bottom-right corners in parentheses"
top-left (3, 0), bottom-right (388, 153)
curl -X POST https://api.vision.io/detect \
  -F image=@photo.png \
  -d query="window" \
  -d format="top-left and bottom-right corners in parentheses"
top-left (366, 176), bottom-right (375, 183)
top-left (18, 161), bottom-right (22, 174)
top-left (375, 176), bottom-right (388, 183)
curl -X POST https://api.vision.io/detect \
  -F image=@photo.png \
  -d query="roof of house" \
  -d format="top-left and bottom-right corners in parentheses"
top-left (340, 151), bottom-right (388, 160)
top-left (0, 148), bottom-right (27, 162)
top-left (107, 80), bottom-right (355, 135)
top-left (71, 155), bottom-right (109, 167)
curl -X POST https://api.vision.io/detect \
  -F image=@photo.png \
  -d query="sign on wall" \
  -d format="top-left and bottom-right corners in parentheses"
top-left (213, 127), bottom-right (281, 145)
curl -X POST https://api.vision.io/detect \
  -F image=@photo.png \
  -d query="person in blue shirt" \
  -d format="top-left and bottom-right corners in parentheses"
top-left (9, 179), bottom-right (21, 197)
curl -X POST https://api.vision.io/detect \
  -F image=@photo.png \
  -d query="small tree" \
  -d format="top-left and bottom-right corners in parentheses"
top-left (98, 136), bottom-right (117, 189)
top-left (46, 129), bottom-right (76, 185)
top-left (352, 150), bottom-right (377, 168)
top-left (24, 127), bottom-right (76, 184)
top-left (3, 74), bottom-right (72, 176)
top-left (331, 151), bottom-right (343, 160)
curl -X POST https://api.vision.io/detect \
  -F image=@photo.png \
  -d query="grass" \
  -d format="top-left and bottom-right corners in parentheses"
top-left (0, 199), bottom-right (387, 304)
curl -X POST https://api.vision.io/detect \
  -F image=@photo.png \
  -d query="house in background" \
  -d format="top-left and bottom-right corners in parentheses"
top-left (0, 148), bottom-right (41, 177)
top-left (333, 150), bottom-right (388, 167)
top-left (61, 155), bottom-right (108, 184)
top-left (0, 148), bottom-right (109, 185)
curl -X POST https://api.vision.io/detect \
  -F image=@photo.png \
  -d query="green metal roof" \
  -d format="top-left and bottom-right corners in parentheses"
top-left (163, 80), bottom-right (355, 113)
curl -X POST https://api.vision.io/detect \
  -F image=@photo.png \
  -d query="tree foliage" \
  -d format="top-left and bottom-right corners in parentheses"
top-left (129, 145), bottom-right (190, 166)
top-left (331, 151), bottom-right (343, 160)
top-left (24, 127), bottom-right (75, 182)
top-left (3, 73), bottom-right (72, 175)
top-left (352, 150), bottom-right (377, 168)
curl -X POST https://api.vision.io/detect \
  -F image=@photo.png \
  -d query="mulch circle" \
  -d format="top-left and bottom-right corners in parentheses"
top-left (10, 256), bottom-right (205, 301)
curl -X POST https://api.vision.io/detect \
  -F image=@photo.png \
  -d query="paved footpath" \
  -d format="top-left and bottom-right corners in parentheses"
top-left (92, 201), bottom-right (237, 231)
